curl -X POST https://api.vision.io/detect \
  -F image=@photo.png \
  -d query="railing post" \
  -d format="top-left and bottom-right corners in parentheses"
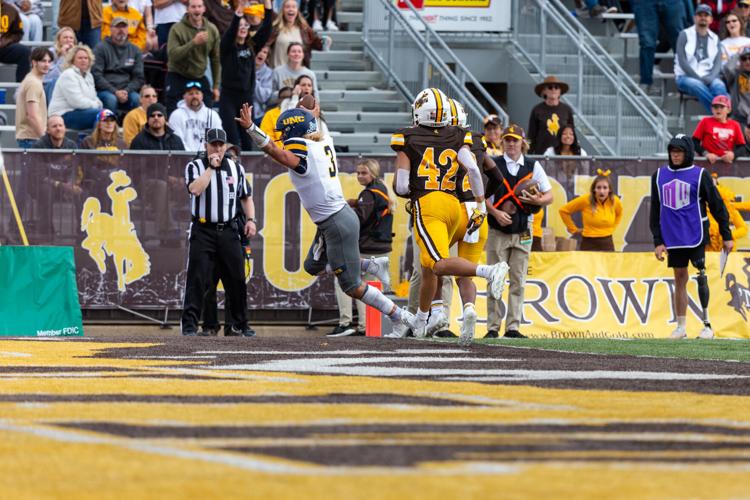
top-left (540, 1), bottom-right (547, 69)
top-left (615, 84), bottom-right (623, 155)
top-left (512, 0), bottom-right (519, 39)
top-left (387, 10), bottom-right (394, 88)
top-left (577, 28), bottom-right (583, 111)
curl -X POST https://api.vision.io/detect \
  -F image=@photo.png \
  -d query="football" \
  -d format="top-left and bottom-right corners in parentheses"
top-left (514, 179), bottom-right (540, 199)
top-left (298, 94), bottom-right (317, 111)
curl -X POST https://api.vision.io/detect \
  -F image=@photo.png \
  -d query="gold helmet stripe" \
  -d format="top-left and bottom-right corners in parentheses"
top-left (448, 98), bottom-right (458, 126)
top-left (429, 88), bottom-right (444, 124)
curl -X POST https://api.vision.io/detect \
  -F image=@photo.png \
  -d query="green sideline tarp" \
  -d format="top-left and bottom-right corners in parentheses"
top-left (0, 246), bottom-right (83, 336)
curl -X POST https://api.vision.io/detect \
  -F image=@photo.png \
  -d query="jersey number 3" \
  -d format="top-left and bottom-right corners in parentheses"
top-left (324, 145), bottom-right (337, 177)
top-left (417, 147), bottom-right (459, 191)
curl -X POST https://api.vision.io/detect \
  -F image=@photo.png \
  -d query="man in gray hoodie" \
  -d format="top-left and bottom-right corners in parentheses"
top-left (92, 16), bottom-right (144, 113)
top-left (723, 45), bottom-right (750, 142)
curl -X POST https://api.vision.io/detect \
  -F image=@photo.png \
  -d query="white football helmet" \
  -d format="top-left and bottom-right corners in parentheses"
top-left (447, 98), bottom-right (468, 128)
top-left (412, 87), bottom-right (450, 127)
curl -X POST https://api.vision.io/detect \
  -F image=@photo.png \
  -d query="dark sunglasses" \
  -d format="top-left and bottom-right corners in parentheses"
top-left (726, 19), bottom-right (739, 24)
top-left (742, 56), bottom-right (750, 61)
top-left (711, 104), bottom-right (727, 109)
top-left (547, 84), bottom-right (560, 89)
top-left (149, 112), bottom-right (164, 118)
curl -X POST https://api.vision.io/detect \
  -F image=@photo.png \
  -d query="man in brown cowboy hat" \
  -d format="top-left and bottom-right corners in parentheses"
top-left (527, 75), bottom-right (576, 155)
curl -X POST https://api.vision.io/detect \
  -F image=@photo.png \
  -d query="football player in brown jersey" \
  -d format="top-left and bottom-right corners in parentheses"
top-left (389, 88), bottom-right (508, 338)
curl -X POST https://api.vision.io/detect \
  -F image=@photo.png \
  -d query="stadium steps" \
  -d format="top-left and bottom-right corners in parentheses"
top-left (319, 89), bottom-right (406, 112)
top-left (311, 50), bottom-right (370, 72)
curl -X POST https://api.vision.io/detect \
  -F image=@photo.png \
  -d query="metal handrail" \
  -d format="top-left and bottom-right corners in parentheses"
top-left (396, 0), bottom-right (510, 126)
top-left (530, 0), bottom-right (671, 147)
top-left (362, 0), bottom-right (509, 130)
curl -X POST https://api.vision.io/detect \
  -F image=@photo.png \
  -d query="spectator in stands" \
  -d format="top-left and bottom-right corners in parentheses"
top-left (93, 17), bottom-right (145, 114)
top-left (702, 0), bottom-right (739, 33)
top-left (268, 0), bottom-right (322, 68)
top-left (544, 125), bottom-right (589, 156)
top-left (0, 1), bottom-right (31, 82)
top-left (675, 5), bottom-right (729, 113)
top-left (330, 159), bottom-right (393, 337)
top-left (259, 85), bottom-right (292, 145)
top-left (81, 109), bottom-right (127, 149)
top-left (272, 42), bottom-right (318, 94)
top-left (128, 0), bottom-right (158, 50)
top-left (281, 73), bottom-right (316, 113)
top-left (485, 125), bottom-right (553, 339)
top-left (123, 85), bottom-right (158, 145)
top-left (483, 114), bottom-right (504, 156)
top-left (130, 102), bottom-right (182, 240)
top-left (527, 76), bottom-right (575, 155)
top-left (130, 102), bottom-right (185, 150)
top-left (253, 45), bottom-right (273, 124)
top-left (31, 116), bottom-right (80, 238)
top-left (16, 47), bottom-right (53, 149)
top-left (738, 0), bottom-right (750, 33)
top-left (102, 0), bottom-right (148, 51)
top-left (307, 0), bottom-right (337, 31)
top-left (720, 10), bottom-right (750, 67)
top-left (693, 94), bottom-right (746, 163)
top-left (14, 0), bottom-right (44, 42)
top-left (32, 115), bottom-right (78, 149)
top-left (165, 0), bottom-right (221, 114)
top-left (724, 46), bottom-right (750, 137)
top-left (631, 0), bottom-right (686, 95)
top-left (169, 80), bottom-right (222, 151)
top-left (559, 170), bottom-right (623, 251)
top-left (44, 27), bottom-right (77, 102)
top-left (577, 0), bottom-right (618, 17)
top-left (49, 44), bottom-right (103, 130)
top-left (154, 0), bottom-right (186, 46)
top-left (58, 0), bottom-right (102, 48)
top-left (220, 0), bottom-right (273, 151)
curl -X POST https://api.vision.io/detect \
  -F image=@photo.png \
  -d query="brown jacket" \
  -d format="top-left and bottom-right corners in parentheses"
top-left (267, 17), bottom-right (323, 68)
top-left (58, 0), bottom-right (103, 32)
top-left (0, 2), bottom-right (24, 49)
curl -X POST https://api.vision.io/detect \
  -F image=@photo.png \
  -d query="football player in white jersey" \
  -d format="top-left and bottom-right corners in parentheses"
top-left (236, 103), bottom-right (416, 331)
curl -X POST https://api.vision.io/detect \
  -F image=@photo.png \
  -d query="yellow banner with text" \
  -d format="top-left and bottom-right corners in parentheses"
top-left (449, 251), bottom-right (750, 339)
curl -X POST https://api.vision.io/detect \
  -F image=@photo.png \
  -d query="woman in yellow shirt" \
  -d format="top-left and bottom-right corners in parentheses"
top-left (558, 169), bottom-right (623, 251)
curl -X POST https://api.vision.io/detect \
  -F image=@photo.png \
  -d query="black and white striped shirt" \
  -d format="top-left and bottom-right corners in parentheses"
top-left (185, 156), bottom-right (249, 223)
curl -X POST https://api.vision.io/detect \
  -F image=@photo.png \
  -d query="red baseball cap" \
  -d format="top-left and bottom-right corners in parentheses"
top-left (711, 95), bottom-right (731, 108)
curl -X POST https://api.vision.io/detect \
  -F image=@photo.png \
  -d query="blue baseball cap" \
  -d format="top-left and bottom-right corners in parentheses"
top-left (695, 4), bottom-right (712, 15)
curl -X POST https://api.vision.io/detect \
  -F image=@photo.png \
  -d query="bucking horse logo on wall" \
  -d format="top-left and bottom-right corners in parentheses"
top-left (81, 170), bottom-right (150, 291)
top-left (726, 257), bottom-right (750, 322)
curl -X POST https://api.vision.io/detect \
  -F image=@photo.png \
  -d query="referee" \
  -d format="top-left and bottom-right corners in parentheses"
top-left (181, 128), bottom-right (256, 337)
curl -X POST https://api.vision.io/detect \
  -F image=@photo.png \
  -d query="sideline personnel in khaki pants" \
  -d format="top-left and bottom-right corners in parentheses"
top-left (484, 125), bottom-right (554, 338)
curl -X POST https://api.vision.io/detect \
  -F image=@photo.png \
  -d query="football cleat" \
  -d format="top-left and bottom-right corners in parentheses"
top-left (669, 327), bottom-right (687, 340)
top-left (487, 261), bottom-right (509, 300)
top-left (459, 304), bottom-right (477, 346)
top-left (385, 308), bottom-right (417, 338)
top-left (412, 88), bottom-right (451, 128)
top-left (426, 309), bottom-right (449, 337)
top-left (697, 325), bottom-right (714, 340)
top-left (367, 256), bottom-right (391, 291)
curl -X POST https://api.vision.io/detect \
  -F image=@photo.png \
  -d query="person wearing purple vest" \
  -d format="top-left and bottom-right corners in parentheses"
top-left (650, 134), bottom-right (734, 339)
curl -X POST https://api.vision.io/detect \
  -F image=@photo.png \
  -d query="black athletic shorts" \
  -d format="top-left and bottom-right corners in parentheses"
top-left (667, 245), bottom-right (706, 269)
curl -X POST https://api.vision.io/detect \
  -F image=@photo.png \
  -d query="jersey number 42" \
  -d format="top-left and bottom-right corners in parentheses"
top-left (417, 147), bottom-right (459, 191)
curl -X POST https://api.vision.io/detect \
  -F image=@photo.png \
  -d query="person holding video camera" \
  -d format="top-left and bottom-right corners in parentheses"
top-left (181, 128), bottom-right (256, 337)
top-left (484, 124), bottom-right (553, 339)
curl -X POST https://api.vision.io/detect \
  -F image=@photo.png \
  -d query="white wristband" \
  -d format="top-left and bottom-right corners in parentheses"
top-left (245, 124), bottom-right (270, 148)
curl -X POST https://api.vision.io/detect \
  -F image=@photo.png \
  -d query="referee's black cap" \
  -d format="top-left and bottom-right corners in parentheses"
top-left (206, 128), bottom-right (227, 144)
